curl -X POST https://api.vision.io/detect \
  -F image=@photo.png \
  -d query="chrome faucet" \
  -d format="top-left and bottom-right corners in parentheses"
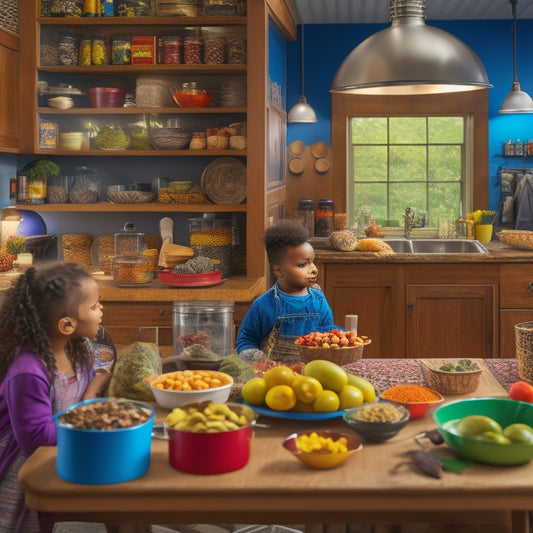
top-left (404, 207), bottom-right (416, 238)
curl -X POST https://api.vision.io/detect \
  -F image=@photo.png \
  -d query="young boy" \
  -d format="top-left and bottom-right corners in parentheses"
top-left (236, 219), bottom-right (338, 364)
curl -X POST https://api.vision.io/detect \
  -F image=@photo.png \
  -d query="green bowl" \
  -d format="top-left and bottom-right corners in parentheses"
top-left (434, 398), bottom-right (533, 465)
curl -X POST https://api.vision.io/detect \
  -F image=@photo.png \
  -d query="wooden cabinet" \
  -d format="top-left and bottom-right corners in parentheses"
top-left (500, 264), bottom-right (533, 357)
top-left (321, 262), bottom-right (499, 359)
top-left (0, 28), bottom-right (19, 151)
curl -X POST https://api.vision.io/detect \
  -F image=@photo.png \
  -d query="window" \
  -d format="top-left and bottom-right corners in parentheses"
top-left (348, 116), bottom-right (469, 227)
top-left (330, 91), bottom-right (489, 232)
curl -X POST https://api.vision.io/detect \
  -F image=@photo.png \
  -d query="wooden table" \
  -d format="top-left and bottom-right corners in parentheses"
top-left (19, 360), bottom-right (531, 533)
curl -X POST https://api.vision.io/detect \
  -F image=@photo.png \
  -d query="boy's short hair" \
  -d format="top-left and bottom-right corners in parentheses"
top-left (263, 219), bottom-right (310, 264)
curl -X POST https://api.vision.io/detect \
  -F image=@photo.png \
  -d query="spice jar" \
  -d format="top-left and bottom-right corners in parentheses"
top-left (113, 254), bottom-right (154, 286)
top-left (69, 167), bottom-right (101, 203)
top-left (79, 37), bottom-right (92, 65)
top-left (114, 222), bottom-right (145, 256)
top-left (91, 34), bottom-right (108, 65)
top-left (227, 38), bottom-right (246, 64)
top-left (46, 175), bottom-right (69, 203)
top-left (58, 34), bottom-right (79, 65)
top-left (315, 199), bottom-right (334, 237)
top-left (298, 199), bottom-right (315, 237)
top-left (203, 37), bottom-right (225, 64)
top-left (111, 34), bottom-right (131, 64)
top-left (162, 36), bottom-right (183, 64)
top-left (184, 36), bottom-right (202, 64)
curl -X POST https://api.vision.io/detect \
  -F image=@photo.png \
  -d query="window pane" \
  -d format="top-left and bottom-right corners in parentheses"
top-left (353, 183), bottom-right (387, 221)
top-left (390, 117), bottom-right (426, 144)
top-left (351, 117), bottom-right (387, 143)
top-left (428, 183), bottom-right (461, 223)
top-left (428, 117), bottom-right (463, 143)
top-left (353, 145), bottom-right (387, 182)
top-left (428, 146), bottom-right (462, 181)
top-left (390, 146), bottom-right (426, 181)
top-left (390, 183), bottom-right (427, 218)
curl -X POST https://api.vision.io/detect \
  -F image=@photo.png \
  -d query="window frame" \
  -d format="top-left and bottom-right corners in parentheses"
top-left (331, 91), bottom-right (489, 225)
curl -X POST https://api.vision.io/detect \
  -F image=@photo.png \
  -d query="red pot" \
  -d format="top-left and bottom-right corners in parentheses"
top-left (88, 87), bottom-right (126, 108)
top-left (165, 402), bottom-right (257, 475)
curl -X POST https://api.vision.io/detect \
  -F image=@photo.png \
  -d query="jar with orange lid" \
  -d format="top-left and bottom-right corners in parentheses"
top-left (315, 199), bottom-right (334, 237)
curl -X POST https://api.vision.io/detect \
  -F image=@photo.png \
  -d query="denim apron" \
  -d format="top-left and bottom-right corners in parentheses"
top-left (260, 283), bottom-right (321, 364)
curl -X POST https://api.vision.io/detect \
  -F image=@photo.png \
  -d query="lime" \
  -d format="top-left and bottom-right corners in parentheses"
top-left (477, 431), bottom-right (512, 445)
top-left (503, 423), bottom-right (533, 444)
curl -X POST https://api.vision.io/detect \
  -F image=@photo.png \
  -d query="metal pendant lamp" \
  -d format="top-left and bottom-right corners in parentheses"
top-left (499, 0), bottom-right (533, 113)
top-left (331, 0), bottom-right (491, 95)
top-left (288, 24), bottom-right (317, 123)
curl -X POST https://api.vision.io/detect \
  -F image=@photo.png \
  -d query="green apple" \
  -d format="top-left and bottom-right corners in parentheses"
top-left (456, 415), bottom-right (503, 438)
top-left (477, 431), bottom-right (512, 445)
top-left (503, 423), bottom-right (533, 444)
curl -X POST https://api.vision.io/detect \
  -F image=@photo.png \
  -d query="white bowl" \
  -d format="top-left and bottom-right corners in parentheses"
top-left (59, 132), bottom-right (84, 151)
top-left (48, 96), bottom-right (74, 110)
top-left (150, 370), bottom-right (233, 410)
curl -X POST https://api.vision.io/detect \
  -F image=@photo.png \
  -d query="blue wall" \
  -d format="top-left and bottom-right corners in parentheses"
top-left (286, 19), bottom-right (533, 211)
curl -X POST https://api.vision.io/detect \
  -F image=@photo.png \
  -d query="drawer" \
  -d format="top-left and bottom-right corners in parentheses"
top-left (500, 265), bottom-right (533, 308)
top-left (102, 302), bottom-right (173, 327)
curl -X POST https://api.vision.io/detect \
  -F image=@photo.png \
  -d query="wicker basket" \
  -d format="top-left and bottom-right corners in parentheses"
top-left (297, 342), bottom-right (370, 366)
top-left (201, 157), bottom-right (247, 205)
top-left (515, 322), bottom-right (533, 383)
top-left (497, 230), bottom-right (533, 250)
top-left (420, 360), bottom-right (482, 395)
top-left (149, 128), bottom-right (192, 150)
top-left (158, 185), bottom-right (206, 204)
top-left (61, 234), bottom-right (93, 268)
top-left (106, 190), bottom-right (154, 204)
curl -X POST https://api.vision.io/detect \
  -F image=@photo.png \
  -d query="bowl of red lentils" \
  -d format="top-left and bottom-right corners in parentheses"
top-left (342, 400), bottom-right (410, 442)
top-left (380, 384), bottom-right (444, 419)
top-left (283, 430), bottom-right (362, 469)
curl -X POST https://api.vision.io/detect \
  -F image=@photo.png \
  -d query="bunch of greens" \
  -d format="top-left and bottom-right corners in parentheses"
top-left (439, 359), bottom-right (480, 372)
top-left (23, 159), bottom-right (60, 183)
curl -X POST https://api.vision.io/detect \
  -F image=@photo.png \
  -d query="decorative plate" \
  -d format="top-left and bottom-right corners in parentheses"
top-left (244, 402), bottom-right (344, 420)
top-left (201, 157), bottom-right (247, 205)
top-left (158, 269), bottom-right (222, 287)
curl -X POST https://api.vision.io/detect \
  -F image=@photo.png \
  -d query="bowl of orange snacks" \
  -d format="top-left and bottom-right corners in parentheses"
top-left (149, 370), bottom-right (233, 409)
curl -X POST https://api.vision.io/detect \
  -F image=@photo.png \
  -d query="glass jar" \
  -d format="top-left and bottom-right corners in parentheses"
top-left (202, 0), bottom-right (236, 15)
top-left (51, 0), bottom-right (83, 16)
top-left (163, 36), bottom-right (183, 64)
top-left (226, 38), bottom-right (246, 64)
top-left (58, 34), bottom-right (79, 66)
top-left (68, 167), bottom-right (101, 203)
top-left (298, 199), bottom-right (315, 237)
top-left (203, 37), bottom-right (225, 64)
top-left (111, 34), bottom-right (131, 65)
top-left (79, 37), bottom-right (92, 66)
top-left (91, 34), bottom-right (109, 65)
top-left (46, 175), bottom-right (69, 204)
top-left (112, 254), bottom-right (154, 286)
top-left (114, 222), bottom-right (145, 256)
top-left (315, 199), bottom-right (334, 237)
top-left (188, 217), bottom-right (233, 278)
top-left (184, 36), bottom-right (202, 64)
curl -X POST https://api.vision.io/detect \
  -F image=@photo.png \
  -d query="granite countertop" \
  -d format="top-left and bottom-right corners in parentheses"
top-left (313, 240), bottom-right (533, 264)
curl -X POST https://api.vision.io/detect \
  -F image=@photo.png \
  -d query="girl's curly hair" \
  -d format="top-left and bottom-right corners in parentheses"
top-left (263, 219), bottom-right (310, 265)
top-left (0, 262), bottom-right (95, 382)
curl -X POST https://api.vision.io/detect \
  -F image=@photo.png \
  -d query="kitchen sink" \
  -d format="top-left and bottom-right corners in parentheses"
top-left (382, 238), bottom-right (488, 254)
top-left (410, 239), bottom-right (488, 254)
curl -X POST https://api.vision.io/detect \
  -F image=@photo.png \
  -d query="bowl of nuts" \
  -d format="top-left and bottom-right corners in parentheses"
top-left (54, 398), bottom-right (155, 485)
top-left (149, 369), bottom-right (233, 409)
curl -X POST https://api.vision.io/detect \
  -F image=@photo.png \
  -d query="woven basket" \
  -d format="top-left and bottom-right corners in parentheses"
top-left (135, 76), bottom-right (174, 108)
top-left (149, 128), bottom-right (192, 150)
top-left (158, 185), bottom-right (206, 204)
top-left (420, 360), bottom-right (482, 395)
top-left (106, 190), bottom-right (154, 204)
top-left (62, 234), bottom-right (93, 268)
top-left (201, 157), bottom-right (247, 205)
top-left (497, 230), bottom-right (533, 250)
top-left (297, 342), bottom-right (370, 366)
top-left (515, 322), bottom-right (533, 383)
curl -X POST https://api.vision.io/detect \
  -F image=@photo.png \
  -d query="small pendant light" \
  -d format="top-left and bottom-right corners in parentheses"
top-left (288, 24), bottom-right (317, 123)
top-left (499, 0), bottom-right (533, 114)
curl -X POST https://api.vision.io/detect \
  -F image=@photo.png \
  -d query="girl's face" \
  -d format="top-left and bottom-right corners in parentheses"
top-left (274, 242), bottom-right (318, 295)
top-left (74, 277), bottom-right (103, 340)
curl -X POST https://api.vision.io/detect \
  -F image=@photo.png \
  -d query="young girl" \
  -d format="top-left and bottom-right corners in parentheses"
top-left (0, 262), bottom-right (104, 532)
top-left (236, 219), bottom-right (338, 364)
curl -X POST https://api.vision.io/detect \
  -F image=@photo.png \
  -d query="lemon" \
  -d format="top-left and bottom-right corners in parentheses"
top-left (338, 385), bottom-right (364, 409)
top-left (241, 377), bottom-right (268, 406)
top-left (346, 374), bottom-right (377, 403)
top-left (292, 374), bottom-right (323, 403)
top-left (265, 384), bottom-right (297, 411)
top-left (263, 365), bottom-right (296, 390)
top-left (313, 390), bottom-right (340, 412)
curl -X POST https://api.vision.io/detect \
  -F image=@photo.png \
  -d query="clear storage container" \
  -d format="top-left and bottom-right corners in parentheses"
top-left (173, 301), bottom-right (235, 357)
top-left (114, 222), bottom-right (145, 256)
top-left (112, 254), bottom-right (154, 286)
top-left (69, 167), bottom-right (101, 203)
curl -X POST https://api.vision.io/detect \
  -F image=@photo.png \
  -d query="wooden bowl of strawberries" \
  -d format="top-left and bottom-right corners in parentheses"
top-left (295, 329), bottom-right (371, 366)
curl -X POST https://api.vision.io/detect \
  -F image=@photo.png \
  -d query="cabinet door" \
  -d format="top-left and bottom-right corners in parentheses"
top-left (0, 33), bottom-right (19, 150)
top-left (500, 264), bottom-right (533, 308)
top-left (406, 284), bottom-right (495, 358)
top-left (324, 264), bottom-right (404, 358)
top-left (500, 310), bottom-right (533, 358)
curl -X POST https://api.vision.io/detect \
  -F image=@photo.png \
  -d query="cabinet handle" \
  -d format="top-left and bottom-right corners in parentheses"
top-left (159, 309), bottom-right (166, 316)
top-left (407, 303), bottom-right (414, 308)
top-left (528, 282), bottom-right (533, 292)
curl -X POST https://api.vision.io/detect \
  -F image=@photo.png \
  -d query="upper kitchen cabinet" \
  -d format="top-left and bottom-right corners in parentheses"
top-left (0, 10), bottom-right (20, 151)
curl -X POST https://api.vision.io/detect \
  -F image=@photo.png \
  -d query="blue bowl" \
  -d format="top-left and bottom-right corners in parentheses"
top-left (434, 398), bottom-right (533, 466)
top-left (55, 398), bottom-right (155, 485)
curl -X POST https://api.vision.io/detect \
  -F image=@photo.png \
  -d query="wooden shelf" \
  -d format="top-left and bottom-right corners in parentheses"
top-left (16, 203), bottom-right (247, 212)
top-left (38, 16), bottom-right (247, 27)
top-left (38, 64), bottom-right (246, 74)
top-left (37, 107), bottom-right (247, 114)
top-left (34, 148), bottom-right (246, 156)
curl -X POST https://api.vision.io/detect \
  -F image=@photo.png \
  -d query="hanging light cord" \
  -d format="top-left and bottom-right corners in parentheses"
top-left (300, 25), bottom-right (305, 96)
top-left (511, 0), bottom-right (519, 84)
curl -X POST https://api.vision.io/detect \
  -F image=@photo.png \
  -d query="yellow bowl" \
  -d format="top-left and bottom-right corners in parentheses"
top-left (283, 430), bottom-right (362, 469)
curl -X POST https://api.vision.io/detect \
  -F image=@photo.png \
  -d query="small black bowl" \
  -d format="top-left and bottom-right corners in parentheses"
top-left (343, 400), bottom-right (410, 443)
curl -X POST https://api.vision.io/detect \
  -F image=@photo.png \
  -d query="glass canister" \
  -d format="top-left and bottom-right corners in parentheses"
top-left (68, 166), bottom-right (101, 203)
top-left (111, 34), bottom-right (131, 65)
top-left (188, 217), bottom-right (233, 278)
top-left (298, 199), bottom-right (315, 237)
top-left (183, 35), bottom-right (202, 64)
top-left (173, 301), bottom-right (235, 357)
top-left (91, 34), bottom-right (109, 65)
top-left (162, 36), bottom-right (183, 64)
top-left (114, 222), bottom-right (145, 256)
top-left (58, 34), bottom-right (79, 66)
top-left (315, 199), bottom-right (334, 237)
top-left (46, 174), bottom-right (69, 203)
top-left (112, 254), bottom-right (154, 286)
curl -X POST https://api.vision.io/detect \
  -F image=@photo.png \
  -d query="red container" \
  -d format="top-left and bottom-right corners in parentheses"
top-left (165, 402), bottom-right (257, 475)
top-left (88, 87), bottom-right (126, 108)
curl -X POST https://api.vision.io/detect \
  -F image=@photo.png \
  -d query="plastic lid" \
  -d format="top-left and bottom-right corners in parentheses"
top-left (298, 199), bottom-right (314, 209)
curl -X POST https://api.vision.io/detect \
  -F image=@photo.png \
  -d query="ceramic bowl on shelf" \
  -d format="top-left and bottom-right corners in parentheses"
top-left (47, 96), bottom-right (74, 110)
top-left (59, 132), bottom-right (85, 151)
top-left (88, 87), bottom-right (126, 108)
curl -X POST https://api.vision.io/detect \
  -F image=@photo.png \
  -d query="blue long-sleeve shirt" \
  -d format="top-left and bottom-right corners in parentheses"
top-left (236, 284), bottom-right (337, 353)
